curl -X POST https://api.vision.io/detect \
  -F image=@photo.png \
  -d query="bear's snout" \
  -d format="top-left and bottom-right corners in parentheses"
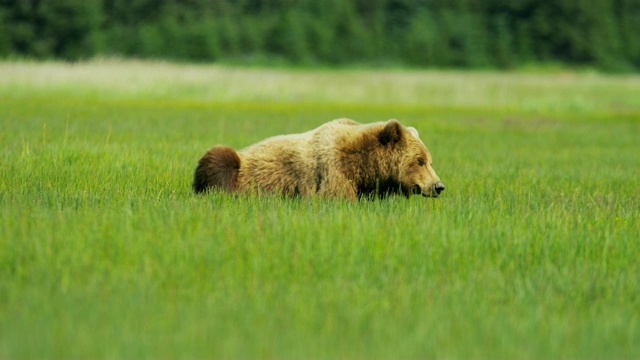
top-left (417, 181), bottom-right (445, 197)
top-left (432, 181), bottom-right (445, 196)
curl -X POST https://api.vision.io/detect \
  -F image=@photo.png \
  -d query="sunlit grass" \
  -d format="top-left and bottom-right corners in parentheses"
top-left (1, 59), bottom-right (639, 114)
top-left (1, 61), bottom-right (639, 359)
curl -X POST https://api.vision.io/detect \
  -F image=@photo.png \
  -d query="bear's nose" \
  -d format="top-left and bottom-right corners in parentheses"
top-left (433, 181), bottom-right (445, 195)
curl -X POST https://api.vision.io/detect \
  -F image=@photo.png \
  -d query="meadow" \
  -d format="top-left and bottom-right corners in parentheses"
top-left (1, 60), bottom-right (639, 359)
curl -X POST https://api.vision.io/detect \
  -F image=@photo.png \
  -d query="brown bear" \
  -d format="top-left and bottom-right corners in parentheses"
top-left (193, 118), bottom-right (445, 200)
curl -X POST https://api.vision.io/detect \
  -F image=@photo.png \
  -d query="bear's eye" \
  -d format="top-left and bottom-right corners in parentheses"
top-left (417, 158), bottom-right (425, 166)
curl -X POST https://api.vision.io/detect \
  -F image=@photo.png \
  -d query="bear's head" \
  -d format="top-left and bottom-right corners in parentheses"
top-left (378, 120), bottom-right (445, 198)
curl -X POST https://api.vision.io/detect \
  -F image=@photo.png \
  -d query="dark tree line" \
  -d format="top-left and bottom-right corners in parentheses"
top-left (1, 0), bottom-right (639, 71)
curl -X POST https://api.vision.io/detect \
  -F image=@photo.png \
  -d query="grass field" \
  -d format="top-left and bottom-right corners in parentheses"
top-left (1, 60), bottom-right (639, 359)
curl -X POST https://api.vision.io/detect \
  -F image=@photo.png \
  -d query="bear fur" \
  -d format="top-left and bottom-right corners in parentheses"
top-left (193, 118), bottom-right (445, 200)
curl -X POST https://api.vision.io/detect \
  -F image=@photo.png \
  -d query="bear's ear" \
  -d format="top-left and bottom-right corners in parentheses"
top-left (407, 127), bottom-right (420, 139)
top-left (378, 119), bottom-right (403, 145)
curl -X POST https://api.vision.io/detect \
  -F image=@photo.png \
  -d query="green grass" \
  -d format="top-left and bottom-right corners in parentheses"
top-left (1, 60), bottom-right (639, 359)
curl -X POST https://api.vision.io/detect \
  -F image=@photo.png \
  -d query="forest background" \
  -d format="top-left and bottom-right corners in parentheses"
top-left (1, 0), bottom-right (639, 71)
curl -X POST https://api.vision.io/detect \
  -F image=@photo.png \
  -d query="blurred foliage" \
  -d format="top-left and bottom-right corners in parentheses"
top-left (0, 0), bottom-right (639, 71)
